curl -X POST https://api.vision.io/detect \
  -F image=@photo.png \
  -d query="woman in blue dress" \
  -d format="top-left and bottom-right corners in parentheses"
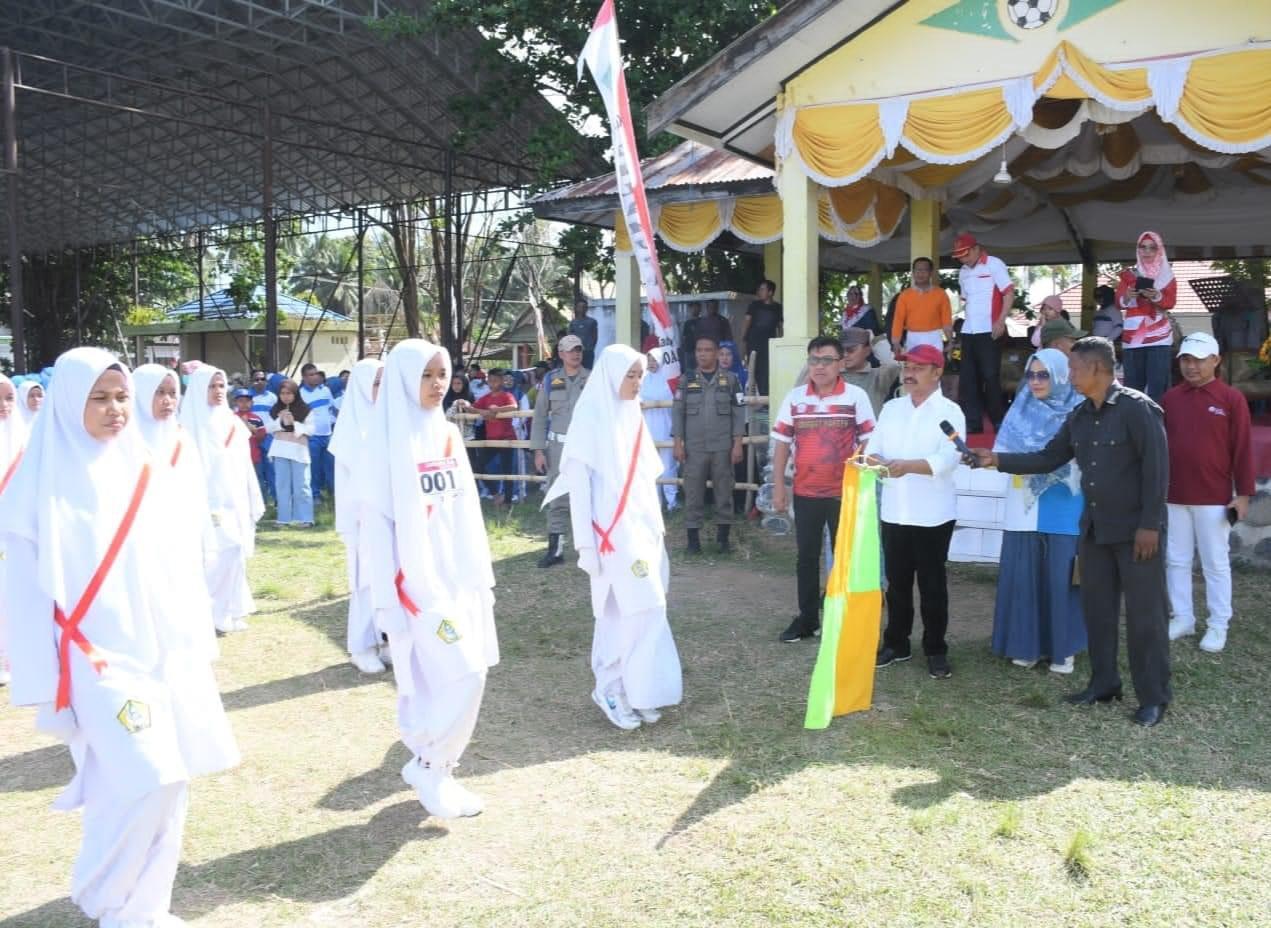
top-left (991, 349), bottom-right (1087, 673)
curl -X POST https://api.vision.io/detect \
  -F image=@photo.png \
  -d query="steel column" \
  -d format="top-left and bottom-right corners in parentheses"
top-left (3, 48), bottom-right (26, 373)
top-left (263, 104), bottom-right (278, 371)
top-left (356, 208), bottom-right (365, 360)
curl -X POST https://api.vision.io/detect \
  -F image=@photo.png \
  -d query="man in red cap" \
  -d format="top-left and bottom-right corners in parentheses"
top-left (952, 233), bottom-right (1014, 433)
top-left (865, 344), bottom-right (966, 680)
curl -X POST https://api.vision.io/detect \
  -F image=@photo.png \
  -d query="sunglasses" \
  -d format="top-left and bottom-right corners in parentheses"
top-left (1137, 243), bottom-right (1158, 251)
top-left (807, 355), bottom-right (840, 367)
top-left (253, 377), bottom-right (266, 382)
top-left (1025, 370), bottom-right (1052, 382)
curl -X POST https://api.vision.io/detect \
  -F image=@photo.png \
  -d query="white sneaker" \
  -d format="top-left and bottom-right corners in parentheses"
top-left (448, 779), bottom-right (485, 816)
top-left (591, 690), bottom-right (641, 730)
top-left (1048, 657), bottom-right (1075, 674)
top-left (1011, 658), bottom-right (1038, 669)
top-left (378, 642), bottom-right (394, 666)
top-left (232, 617), bottom-right (250, 632)
top-left (634, 707), bottom-right (661, 723)
top-left (1199, 627), bottom-right (1227, 653)
top-left (0, 670), bottom-right (10, 687)
top-left (402, 759), bottom-right (480, 819)
top-left (350, 648), bottom-right (386, 674)
top-left (1168, 617), bottom-right (1196, 641)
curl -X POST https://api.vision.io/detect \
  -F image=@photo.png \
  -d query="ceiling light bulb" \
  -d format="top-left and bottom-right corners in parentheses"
top-left (993, 155), bottom-right (1012, 185)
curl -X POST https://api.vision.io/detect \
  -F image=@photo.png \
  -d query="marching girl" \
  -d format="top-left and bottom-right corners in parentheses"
top-left (178, 365), bottom-right (265, 634)
top-left (329, 357), bottom-right (389, 674)
top-left (0, 373), bottom-right (29, 686)
top-left (2, 348), bottom-right (238, 928)
top-left (358, 340), bottom-right (498, 819)
top-left (545, 344), bottom-right (682, 730)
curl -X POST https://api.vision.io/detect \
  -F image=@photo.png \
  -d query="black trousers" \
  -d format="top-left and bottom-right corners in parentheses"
top-left (882, 520), bottom-right (956, 656)
top-left (794, 495), bottom-right (840, 626)
top-left (480, 448), bottom-right (514, 503)
top-left (1078, 533), bottom-right (1172, 706)
top-left (958, 332), bottom-right (1005, 431)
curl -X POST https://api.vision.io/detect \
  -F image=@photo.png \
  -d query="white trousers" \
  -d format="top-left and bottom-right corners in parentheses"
top-left (397, 665), bottom-right (486, 769)
top-left (346, 585), bottom-right (379, 655)
top-left (904, 329), bottom-right (945, 351)
top-left (206, 545), bottom-right (255, 631)
top-left (1166, 503), bottom-right (1233, 630)
top-left (591, 591), bottom-right (683, 711)
top-left (73, 751), bottom-right (189, 927)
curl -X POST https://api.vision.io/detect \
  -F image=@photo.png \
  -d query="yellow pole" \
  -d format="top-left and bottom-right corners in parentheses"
top-left (614, 250), bottom-right (642, 349)
top-left (762, 240), bottom-right (783, 296)
top-left (909, 198), bottom-right (942, 268)
top-left (770, 155), bottom-right (819, 406)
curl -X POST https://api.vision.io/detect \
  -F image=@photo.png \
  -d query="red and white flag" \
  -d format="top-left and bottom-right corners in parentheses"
top-left (578, 0), bottom-right (681, 385)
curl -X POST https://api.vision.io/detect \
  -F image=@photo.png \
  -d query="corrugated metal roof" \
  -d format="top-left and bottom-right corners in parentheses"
top-left (168, 287), bottom-right (349, 321)
top-left (530, 141), bottom-right (772, 204)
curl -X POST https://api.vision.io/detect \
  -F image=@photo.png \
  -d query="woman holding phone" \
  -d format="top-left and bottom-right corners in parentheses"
top-left (1116, 231), bottom-right (1177, 402)
top-left (266, 378), bottom-right (314, 527)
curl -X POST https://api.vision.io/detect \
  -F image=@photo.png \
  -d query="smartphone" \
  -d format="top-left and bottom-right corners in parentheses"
top-left (1227, 507), bottom-right (1239, 526)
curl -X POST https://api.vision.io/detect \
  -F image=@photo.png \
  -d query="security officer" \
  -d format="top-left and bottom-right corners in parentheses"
top-left (531, 334), bottom-right (590, 567)
top-left (674, 334), bottom-right (745, 553)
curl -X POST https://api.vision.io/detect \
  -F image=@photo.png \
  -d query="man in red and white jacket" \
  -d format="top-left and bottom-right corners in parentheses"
top-left (952, 233), bottom-right (1013, 433)
top-left (1116, 231), bottom-right (1178, 402)
top-left (1162, 332), bottom-right (1254, 654)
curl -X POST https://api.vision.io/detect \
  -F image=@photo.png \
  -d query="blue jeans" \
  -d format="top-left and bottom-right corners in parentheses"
top-left (273, 456), bottom-right (314, 524)
top-left (1122, 345), bottom-right (1173, 403)
top-left (254, 455), bottom-right (274, 503)
top-left (481, 448), bottom-right (513, 502)
top-left (308, 434), bottom-right (334, 501)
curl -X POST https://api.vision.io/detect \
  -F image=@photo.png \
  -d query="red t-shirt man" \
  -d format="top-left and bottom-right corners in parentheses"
top-left (473, 377), bottom-right (518, 441)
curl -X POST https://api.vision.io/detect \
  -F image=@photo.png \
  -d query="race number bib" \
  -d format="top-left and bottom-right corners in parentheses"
top-left (417, 456), bottom-right (463, 501)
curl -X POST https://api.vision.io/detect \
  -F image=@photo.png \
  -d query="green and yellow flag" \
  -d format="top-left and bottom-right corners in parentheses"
top-left (804, 463), bottom-right (882, 729)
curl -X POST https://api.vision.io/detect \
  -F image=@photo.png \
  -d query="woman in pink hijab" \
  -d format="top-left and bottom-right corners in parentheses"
top-left (1116, 231), bottom-right (1177, 402)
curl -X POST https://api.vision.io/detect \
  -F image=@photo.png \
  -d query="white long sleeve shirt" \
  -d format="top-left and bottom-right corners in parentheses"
top-left (866, 388), bottom-right (964, 527)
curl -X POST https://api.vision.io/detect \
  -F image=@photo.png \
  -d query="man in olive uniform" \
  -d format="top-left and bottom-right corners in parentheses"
top-left (674, 335), bottom-right (746, 554)
top-left (532, 334), bottom-right (591, 567)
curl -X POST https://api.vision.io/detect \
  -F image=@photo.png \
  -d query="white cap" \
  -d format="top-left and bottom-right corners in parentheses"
top-left (1177, 332), bottom-right (1220, 359)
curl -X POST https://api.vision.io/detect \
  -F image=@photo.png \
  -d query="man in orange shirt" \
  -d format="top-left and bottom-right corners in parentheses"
top-left (891, 256), bottom-right (953, 355)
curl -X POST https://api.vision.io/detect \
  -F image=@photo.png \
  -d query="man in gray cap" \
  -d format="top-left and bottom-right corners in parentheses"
top-left (1040, 318), bottom-right (1087, 356)
top-left (841, 328), bottom-right (900, 415)
top-left (531, 334), bottom-right (590, 566)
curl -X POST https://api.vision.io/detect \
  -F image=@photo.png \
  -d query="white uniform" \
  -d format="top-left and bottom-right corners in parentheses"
top-left (2, 348), bottom-right (238, 928)
top-left (357, 340), bottom-right (499, 817)
top-left (639, 352), bottom-right (679, 509)
top-left (16, 379), bottom-right (42, 427)
top-left (178, 366), bottom-right (265, 633)
top-left (0, 373), bottom-right (29, 683)
top-left (546, 345), bottom-right (682, 718)
top-left (330, 358), bottom-right (385, 660)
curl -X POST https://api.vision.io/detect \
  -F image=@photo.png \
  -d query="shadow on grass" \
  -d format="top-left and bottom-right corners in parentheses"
top-left (221, 662), bottom-right (389, 713)
top-left (0, 744), bottom-right (72, 794)
top-left (0, 800), bottom-right (443, 927)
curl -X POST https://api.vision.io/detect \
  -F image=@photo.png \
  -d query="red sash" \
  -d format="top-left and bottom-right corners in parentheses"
top-left (223, 425), bottom-right (236, 448)
top-left (0, 448), bottom-right (23, 496)
top-left (591, 427), bottom-right (644, 556)
top-left (53, 464), bottom-right (152, 710)
top-left (170, 438), bottom-right (183, 468)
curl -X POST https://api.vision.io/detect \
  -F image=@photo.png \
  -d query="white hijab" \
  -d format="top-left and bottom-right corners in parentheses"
top-left (132, 364), bottom-right (181, 449)
top-left (0, 374), bottom-right (29, 487)
top-left (547, 344), bottom-right (664, 506)
top-left (16, 380), bottom-right (42, 427)
top-left (177, 364), bottom-right (264, 551)
top-left (330, 357), bottom-right (383, 537)
top-left (0, 348), bottom-right (148, 609)
top-left (362, 339), bottom-right (494, 600)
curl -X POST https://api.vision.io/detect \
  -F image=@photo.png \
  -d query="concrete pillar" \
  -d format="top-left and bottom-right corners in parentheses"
top-left (1080, 255), bottom-right (1097, 330)
top-left (769, 156), bottom-right (820, 404)
top-left (614, 249), bottom-right (642, 349)
top-left (762, 240), bottom-right (783, 296)
top-left (910, 197), bottom-right (942, 268)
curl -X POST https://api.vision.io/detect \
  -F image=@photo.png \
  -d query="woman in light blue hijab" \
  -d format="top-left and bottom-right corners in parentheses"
top-left (991, 349), bottom-right (1087, 674)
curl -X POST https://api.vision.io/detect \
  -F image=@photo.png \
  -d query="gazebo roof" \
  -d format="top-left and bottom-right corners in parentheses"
top-left (1, 0), bottom-right (598, 253)
top-left (168, 287), bottom-right (347, 321)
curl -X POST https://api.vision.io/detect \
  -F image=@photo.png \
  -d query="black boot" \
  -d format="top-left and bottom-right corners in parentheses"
top-left (686, 528), bottom-right (702, 554)
top-left (716, 524), bottom-right (731, 553)
top-left (537, 533), bottom-right (564, 568)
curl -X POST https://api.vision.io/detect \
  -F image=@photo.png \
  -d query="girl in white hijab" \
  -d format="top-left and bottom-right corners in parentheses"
top-left (16, 379), bottom-right (44, 426)
top-left (1, 347), bottom-right (239, 928)
top-left (178, 364), bottom-right (265, 633)
top-left (133, 364), bottom-right (219, 649)
top-left (545, 344), bottom-right (682, 730)
top-left (329, 357), bottom-right (389, 674)
top-left (358, 339), bottom-right (498, 819)
top-left (0, 373), bottom-right (29, 686)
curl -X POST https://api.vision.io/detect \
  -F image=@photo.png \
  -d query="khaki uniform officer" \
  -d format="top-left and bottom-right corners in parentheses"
top-left (674, 335), bottom-right (745, 553)
top-left (531, 334), bottom-right (590, 567)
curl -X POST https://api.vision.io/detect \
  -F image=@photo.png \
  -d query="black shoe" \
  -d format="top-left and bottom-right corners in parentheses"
top-left (780, 618), bottom-right (814, 643)
top-left (537, 534), bottom-right (565, 568)
top-left (686, 528), bottom-right (702, 554)
top-left (1133, 703), bottom-right (1167, 727)
top-left (716, 524), bottom-right (731, 553)
top-left (1064, 686), bottom-right (1124, 706)
top-left (875, 645), bottom-right (912, 667)
top-left (927, 654), bottom-right (952, 679)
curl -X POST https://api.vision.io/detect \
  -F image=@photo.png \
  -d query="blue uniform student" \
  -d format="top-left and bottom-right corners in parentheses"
top-left (249, 368), bottom-right (277, 501)
top-left (299, 363), bottom-right (336, 503)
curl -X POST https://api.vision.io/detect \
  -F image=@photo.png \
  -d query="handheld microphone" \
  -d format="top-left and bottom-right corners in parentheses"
top-left (940, 420), bottom-right (980, 468)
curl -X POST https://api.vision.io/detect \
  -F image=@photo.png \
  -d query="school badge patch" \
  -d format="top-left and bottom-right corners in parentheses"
top-left (116, 700), bottom-right (151, 734)
top-left (631, 559), bottom-right (649, 578)
top-left (436, 619), bottom-right (461, 644)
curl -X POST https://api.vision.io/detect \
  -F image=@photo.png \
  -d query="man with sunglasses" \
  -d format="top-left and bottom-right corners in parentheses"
top-left (772, 336), bottom-right (877, 642)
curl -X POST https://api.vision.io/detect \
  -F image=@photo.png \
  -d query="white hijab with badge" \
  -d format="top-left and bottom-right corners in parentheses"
top-left (361, 339), bottom-right (498, 685)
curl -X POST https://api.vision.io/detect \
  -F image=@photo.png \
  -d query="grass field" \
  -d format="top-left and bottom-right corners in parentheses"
top-left (1, 501), bottom-right (1268, 927)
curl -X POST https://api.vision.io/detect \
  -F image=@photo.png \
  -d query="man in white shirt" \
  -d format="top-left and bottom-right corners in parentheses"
top-left (299, 362), bottom-right (335, 503)
top-left (865, 344), bottom-right (965, 679)
top-left (953, 233), bottom-right (1013, 433)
